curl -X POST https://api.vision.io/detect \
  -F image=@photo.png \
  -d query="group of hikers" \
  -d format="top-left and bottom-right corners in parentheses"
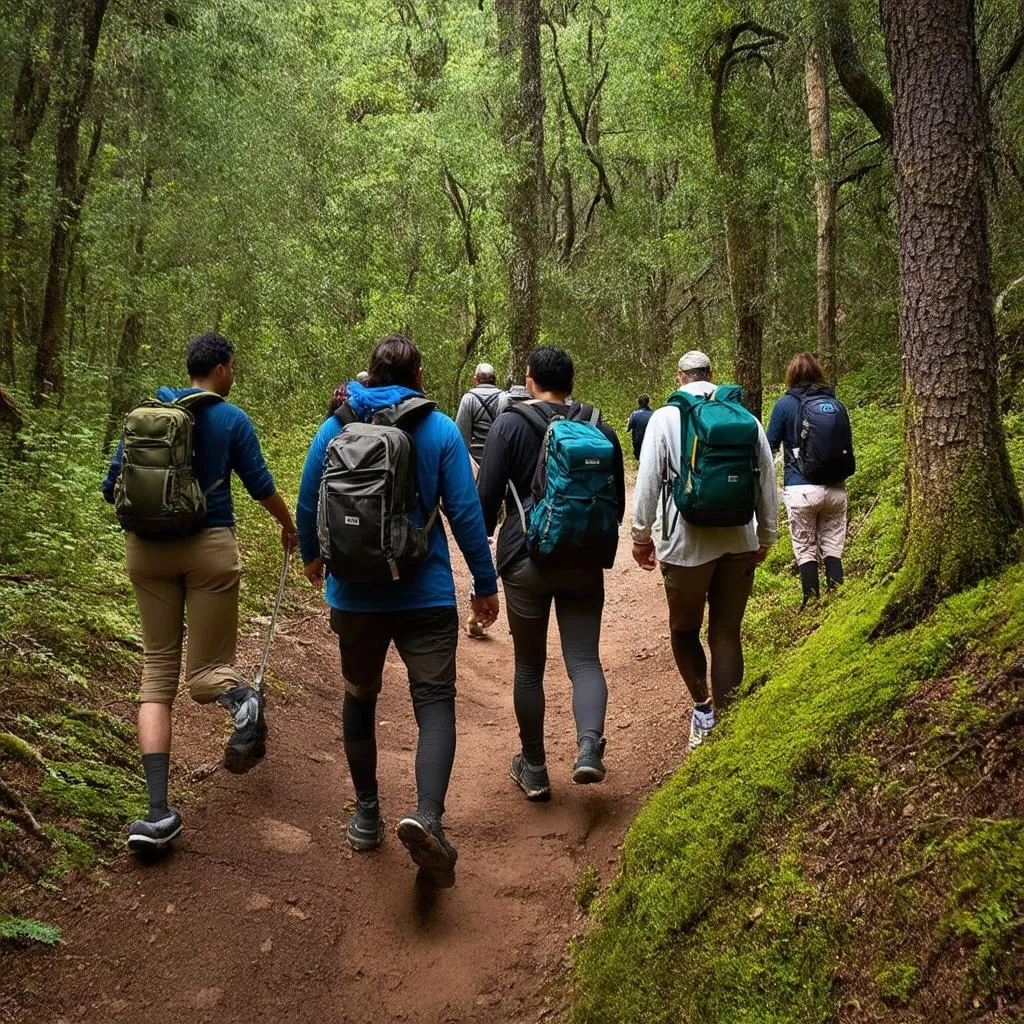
top-left (102, 331), bottom-right (855, 889)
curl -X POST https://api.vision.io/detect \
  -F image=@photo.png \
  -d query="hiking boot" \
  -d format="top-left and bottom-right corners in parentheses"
top-left (510, 753), bottom-right (551, 800)
top-left (824, 556), bottom-right (844, 589)
top-left (127, 808), bottom-right (182, 851)
top-left (799, 561), bottom-right (820, 607)
top-left (688, 703), bottom-right (716, 750)
top-left (571, 736), bottom-right (607, 785)
top-left (217, 684), bottom-right (267, 774)
top-left (396, 810), bottom-right (458, 888)
top-left (466, 614), bottom-right (486, 639)
top-left (346, 800), bottom-right (385, 852)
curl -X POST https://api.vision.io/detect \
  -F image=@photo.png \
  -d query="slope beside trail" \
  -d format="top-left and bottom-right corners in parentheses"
top-left (3, 520), bottom-right (693, 1024)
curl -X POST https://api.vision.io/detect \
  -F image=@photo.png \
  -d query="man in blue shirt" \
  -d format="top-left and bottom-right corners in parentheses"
top-left (626, 394), bottom-right (654, 461)
top-left (102, 332), bottom-right (297, 852)
top-left (297, 334), bottom-right (498, 888)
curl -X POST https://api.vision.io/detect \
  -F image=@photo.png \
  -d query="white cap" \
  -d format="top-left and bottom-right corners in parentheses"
top-left (678, 350), bottom-right (711, 373)
top-left (474, 362), bottom-right (496, 378)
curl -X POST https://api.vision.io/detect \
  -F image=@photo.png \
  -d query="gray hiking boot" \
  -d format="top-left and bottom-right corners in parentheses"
top-left (396, 810), bottom-right (458, 888)
top-left (127, 808), bottom-right (182, 851)
top-left (217, 684), bottom-right (267, 774)
top-left (510, 753), bottom-right (551, 801)
top-left (346, 800), bottom-right (385, 851)
top-left (572, 736), bottom-right (607, 784)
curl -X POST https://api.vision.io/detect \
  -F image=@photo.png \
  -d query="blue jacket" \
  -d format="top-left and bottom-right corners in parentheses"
top-left (296, 381), bottom-right (498, 613)
top-left (766, 386), bottom-right (837, 487)
top-left (101, 386), bottom-right (277, 526)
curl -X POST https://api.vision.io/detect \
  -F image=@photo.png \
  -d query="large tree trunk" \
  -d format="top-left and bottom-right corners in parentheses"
top-left (496, 0), bottom-right (543, 384)
top-left (879, 0), bottom-right (1022, 628)
top-left (33, 0), bottom-right (109, 405)
top-left (805, 25), bottom-right (839, 384)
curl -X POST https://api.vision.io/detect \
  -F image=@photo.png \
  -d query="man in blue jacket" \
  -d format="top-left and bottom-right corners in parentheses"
top-left (296, 334), bottom-right (498, 888)
top-left (103, 332), bottom-right (297, 851)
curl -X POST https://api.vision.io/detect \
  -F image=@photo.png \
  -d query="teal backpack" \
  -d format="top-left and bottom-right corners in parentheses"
top-left (667, 385), bottom-right (760, 528)
top-left (508, 402), bottom-right (619, 569)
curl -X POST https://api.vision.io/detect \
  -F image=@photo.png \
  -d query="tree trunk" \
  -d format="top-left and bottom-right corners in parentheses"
top-left (723, 210), bottom-right (767, 422)
top-left (496, 0), bottom-right (543, 384)
top-left (33, 0), bottom-right (109, 405)
top-left (805, 26), bottom-right (839, 384)
top-left (879, 0), bottom-right (1022, 629)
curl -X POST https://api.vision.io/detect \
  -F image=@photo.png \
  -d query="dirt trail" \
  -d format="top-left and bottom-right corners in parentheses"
top-left (3, 520), bottom-right (691, 1024)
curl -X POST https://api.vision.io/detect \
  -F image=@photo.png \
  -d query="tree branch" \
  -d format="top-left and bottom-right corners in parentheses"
top-left (983, 5), bottom-right (1024, 108)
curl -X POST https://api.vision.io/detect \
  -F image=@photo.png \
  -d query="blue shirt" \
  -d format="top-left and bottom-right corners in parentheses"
top-left (296, 382), bottom-right (498, 613)
top-left (102, 386), bottom-right (277, 526)
top-left (766, 386), bottom-right (837, 487)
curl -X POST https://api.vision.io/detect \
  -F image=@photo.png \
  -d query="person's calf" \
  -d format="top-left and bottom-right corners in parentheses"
top-left (670, 627), bottom-right (710, 704)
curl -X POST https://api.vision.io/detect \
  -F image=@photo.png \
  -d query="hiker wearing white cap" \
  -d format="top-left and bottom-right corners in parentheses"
top-left (455, 363), bottom-right (509, 637)
top-left (632, 350), bottom-right (778, 750)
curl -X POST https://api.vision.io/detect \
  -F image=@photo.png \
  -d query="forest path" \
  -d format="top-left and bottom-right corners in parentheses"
top-left (4, 517), bottom-right (692, 1024)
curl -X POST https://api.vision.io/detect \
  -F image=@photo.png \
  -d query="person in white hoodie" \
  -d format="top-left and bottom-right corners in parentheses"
top-left (631, 350), bottom-right (778, 749)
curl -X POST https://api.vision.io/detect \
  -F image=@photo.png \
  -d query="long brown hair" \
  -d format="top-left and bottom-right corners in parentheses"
top-left (785, 352), bottom-right (828, 391)
top-left (366, 334), bottom-right (422, 390)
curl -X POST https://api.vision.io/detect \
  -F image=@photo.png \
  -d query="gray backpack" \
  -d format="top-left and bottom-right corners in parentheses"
top-left (113, 391), bottom-right (223, 537)
top-left (317, 397), bottom-right (439, 583)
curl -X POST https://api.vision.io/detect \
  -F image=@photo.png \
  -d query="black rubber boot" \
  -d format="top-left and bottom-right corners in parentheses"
top-left (824, 556), bottom-right (845, 589)
top-left (799, 561), bottom-right (820, 607)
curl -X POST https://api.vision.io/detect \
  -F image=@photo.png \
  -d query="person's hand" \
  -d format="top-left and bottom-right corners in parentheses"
top-left (755, 545), bottom-right (770, 565)
top-left (281, 527), bottom-right (299, 552)
top-left (632, 540), bottom-right (657, 571)
top-left (304, 557), bottom-right (324, 587)
top-left (471, 593), bottom-right (500, 629)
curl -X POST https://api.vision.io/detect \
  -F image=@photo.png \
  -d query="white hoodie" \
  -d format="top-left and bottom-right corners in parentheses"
top-left (631, 381), bottom-right (779, 567)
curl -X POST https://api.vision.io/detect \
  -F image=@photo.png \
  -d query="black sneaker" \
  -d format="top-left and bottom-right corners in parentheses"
top-left (510, 753), bottom-right (551, 801)
top-left (346, 801), bottom-right (385, 852)
top-left (396, 811), bottom-right (458, 888)
top-left (572, 736), bottom-right (607, 784)
top-left (217, 684), bottom-right (267, 774)
top-left (127, 808), bottom-right (182, 851)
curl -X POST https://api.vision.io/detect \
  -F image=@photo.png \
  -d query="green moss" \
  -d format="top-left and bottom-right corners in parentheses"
top-left (0, 916), bottom-right (61, 946)
top-left (875, 959), bottom-right (919, 1004)
top-left (573, 866), bottom-right (600, 913)
top-left (0, 731), bottom-right (44, 766)
top-left (39, 760), bottom-right (145, 839)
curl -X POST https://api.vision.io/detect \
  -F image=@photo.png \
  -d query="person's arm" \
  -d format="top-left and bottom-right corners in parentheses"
top-left (101, 440), bottom-right (124, 504)
top-left (755, 427), bottom-right (780, 556)
top-left (454, 393), bottom-right (474, 449)
top-left (631, 410), bottom-right (668, 569)
top-left (440, 420), bottom-right (498, 599)
top-left (606, 426), bottom-right (626, 522)
top-left (295, 419), bottom-right (337, 584)
top-left (231, 413), bottom-right (295, 549)
top-left (765, 397), bottom-right (786, 455)
top-left (476, 418), bottom-right (513, 535)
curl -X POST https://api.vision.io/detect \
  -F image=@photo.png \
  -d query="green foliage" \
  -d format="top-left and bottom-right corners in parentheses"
top-left (573, 866), bottom-right (600, 913)
top-left (0, 917), bottom-right (61, 947)
top-left (874, 959), bottom-right (918, 1004)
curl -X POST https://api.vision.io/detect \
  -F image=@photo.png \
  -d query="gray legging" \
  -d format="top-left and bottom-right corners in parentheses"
top-left (501, 557), bottom-right (607, 766)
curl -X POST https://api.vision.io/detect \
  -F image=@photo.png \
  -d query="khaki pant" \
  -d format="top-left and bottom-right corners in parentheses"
top-left (783, 485), bottom-right (848, 564)
top-left (125, 527), bottom-right (245, 705)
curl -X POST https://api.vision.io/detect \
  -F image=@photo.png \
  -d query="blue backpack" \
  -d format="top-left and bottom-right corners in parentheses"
top-left (508, 402), bottom-right (619, 569)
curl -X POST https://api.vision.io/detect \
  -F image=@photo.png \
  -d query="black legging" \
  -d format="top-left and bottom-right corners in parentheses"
top-left (503, 558), bottom-right (608, 765)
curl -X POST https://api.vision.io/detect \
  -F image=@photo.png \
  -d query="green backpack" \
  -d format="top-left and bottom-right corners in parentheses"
top-left (667, 384), bottom-right (760, 528)
top-left (113, 391), bottom-right (223, 537)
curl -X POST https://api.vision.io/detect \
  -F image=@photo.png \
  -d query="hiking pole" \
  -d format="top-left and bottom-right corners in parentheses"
top-left (252, 545), bottom-right (291, 693)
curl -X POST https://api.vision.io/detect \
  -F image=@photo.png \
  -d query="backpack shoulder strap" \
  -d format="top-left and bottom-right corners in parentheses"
top-left (333, 401), bottom-right (358, 427)
top-left (568, 402), bottom-right (601, 426)
top-left (372, 395), bottom-right (436, 429)
top-left (510, 401), bottom-right (553, 438)
top-left (173, 390), bottom-right (224, 410)
top-left (476, 390), bottom-right (501, 420)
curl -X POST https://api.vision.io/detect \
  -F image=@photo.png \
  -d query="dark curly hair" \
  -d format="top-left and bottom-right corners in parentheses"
top-left (186, 331), bottom-right (234, 379)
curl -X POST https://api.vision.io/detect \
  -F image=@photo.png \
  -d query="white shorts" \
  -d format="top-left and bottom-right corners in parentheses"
top-left (783, 484), bottom-right (848, 564)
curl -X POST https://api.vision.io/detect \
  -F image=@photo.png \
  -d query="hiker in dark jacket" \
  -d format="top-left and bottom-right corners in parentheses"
top-left (477, 346), bottom-right (626, 801)
top-left (102, 331), bottom-right (297, 852)
top-left (626, 394), bottom-right (654, 460)
top-left (296, 334), bottom-right (498, 888)
top-left (766, 352), bottom-right (849, 605)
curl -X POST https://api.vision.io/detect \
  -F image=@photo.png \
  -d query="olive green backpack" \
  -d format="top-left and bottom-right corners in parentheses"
top-left (113, 391), bottom-right (223, 537)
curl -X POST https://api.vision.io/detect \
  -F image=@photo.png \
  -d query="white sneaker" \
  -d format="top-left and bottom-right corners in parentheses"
top-left (688, 703), bottom-right (716, 750)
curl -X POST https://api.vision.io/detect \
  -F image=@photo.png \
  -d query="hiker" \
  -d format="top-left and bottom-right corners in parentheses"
top-left (766, 352), bottom-right (855, 606)
top-left (632, 350), bottom-right (778, 749)
top-left (477, 346), bottom-right (626, 801)
top-left (296, 333), bottom-right (498, 888)
top-left (101, 331), bottom-right (297, 851)
top-left (455, 362), bottom-right (508, 467)
top-left (505, 380), bottom-right (531, 406)
top-left (626, 394), bottom-right (654, 460)
top-left (455, 362), bottom-right (508, 638)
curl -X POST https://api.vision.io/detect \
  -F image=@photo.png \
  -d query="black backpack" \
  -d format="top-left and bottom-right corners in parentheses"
top-left (317, 397), bottom-right (438, 584)
top-left (791, 389), bottom-right (856, 484)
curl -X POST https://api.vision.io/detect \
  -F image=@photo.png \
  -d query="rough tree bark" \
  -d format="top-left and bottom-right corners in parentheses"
top-left (804, 23), bottom-right (839, 384)
top-left (879, 0), bottom-right (1022, 628)
top-left (33, 0), bottom-right (109, 404)
top-left (709, 23), bottom-right (786, 422)
top-left (496, 0), bottom-right (543, 384)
